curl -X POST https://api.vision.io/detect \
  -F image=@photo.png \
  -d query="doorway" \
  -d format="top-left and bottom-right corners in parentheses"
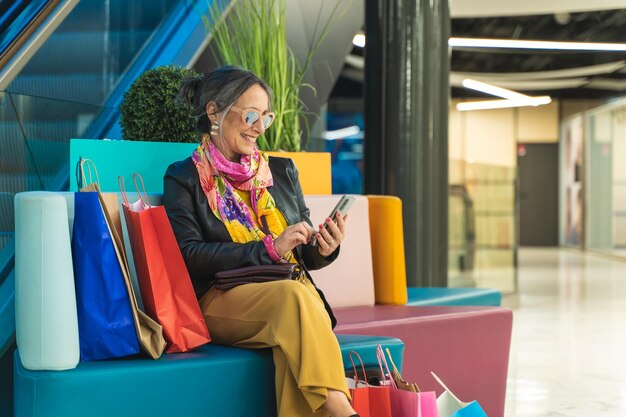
top-left (518, 143), bottom-right (559, 246)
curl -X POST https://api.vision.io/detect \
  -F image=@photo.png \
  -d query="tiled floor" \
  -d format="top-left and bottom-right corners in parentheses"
top-left (503, 248), bottom-right (626, 417)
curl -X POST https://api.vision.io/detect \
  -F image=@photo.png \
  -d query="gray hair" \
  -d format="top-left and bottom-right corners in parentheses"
top-left (178, 66), bottom-right (273, 135)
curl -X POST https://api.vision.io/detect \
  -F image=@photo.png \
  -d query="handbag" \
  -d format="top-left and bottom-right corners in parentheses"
top-left (432, 372), bottom-right (488, 417)
top-left (214, 263), bottom-right (302, 290)
top-left (77, 158), bottom-right (167, 359)
top-left (120, 173), bottom-right (211, 353)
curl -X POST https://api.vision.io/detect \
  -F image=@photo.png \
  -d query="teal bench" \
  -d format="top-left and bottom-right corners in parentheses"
top-left (406, 287), bottom-right (501, 307)
top-left (14, 334), bottom-right (404, 417)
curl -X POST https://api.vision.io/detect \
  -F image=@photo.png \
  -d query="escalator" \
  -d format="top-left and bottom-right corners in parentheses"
top-left (0, 1), bottom-right (363, 414)
top-left (0, 1), bottom-right (216, 415)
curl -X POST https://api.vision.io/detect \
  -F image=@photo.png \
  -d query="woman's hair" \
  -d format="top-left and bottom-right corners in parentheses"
top-left (178, 66), bottom-right (273, 135)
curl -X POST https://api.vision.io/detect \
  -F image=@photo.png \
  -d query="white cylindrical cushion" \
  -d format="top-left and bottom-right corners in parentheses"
top-left (15, 192), bottom-right (79, 370)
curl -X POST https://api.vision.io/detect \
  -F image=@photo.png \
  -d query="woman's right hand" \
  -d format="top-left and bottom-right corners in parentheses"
top-left (273, 222), bottom-right (315, 258)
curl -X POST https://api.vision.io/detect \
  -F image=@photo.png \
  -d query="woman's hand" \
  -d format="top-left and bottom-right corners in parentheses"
top-left (273, 221), bottom-right (316, 258)
top-left (316, 212), bottom-right (348, 257)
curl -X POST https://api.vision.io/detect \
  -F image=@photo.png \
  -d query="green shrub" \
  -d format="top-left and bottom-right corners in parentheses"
top-left (119, 65), bottom-right (200, 142)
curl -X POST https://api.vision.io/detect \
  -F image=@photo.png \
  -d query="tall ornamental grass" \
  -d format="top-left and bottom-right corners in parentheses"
top-left (205, 0), bottom-right (349, 151)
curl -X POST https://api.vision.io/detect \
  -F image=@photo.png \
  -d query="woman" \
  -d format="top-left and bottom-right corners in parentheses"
top-left (163, 66), bottom-right (358, 417)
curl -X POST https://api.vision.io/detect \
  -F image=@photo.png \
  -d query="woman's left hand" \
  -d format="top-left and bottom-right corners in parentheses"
top-left (315, 212), bottom-right (348, 257)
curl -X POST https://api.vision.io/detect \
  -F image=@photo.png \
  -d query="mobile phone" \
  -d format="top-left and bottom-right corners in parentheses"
top-left (310, 195), bottom-right (355, 246)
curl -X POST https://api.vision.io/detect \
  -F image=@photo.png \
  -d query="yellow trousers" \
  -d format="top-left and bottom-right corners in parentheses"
top-left (200, 278), bottom-right (350, 417)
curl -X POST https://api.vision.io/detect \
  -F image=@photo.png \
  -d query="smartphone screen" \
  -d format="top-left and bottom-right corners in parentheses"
top-left (310, 195), bottom-right (355, 246)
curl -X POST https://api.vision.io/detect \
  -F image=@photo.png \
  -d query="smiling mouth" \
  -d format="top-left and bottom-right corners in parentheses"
top-left (241, 133), bottom-right (256, 143)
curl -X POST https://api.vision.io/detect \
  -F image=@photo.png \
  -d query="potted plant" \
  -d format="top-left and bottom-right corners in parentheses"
top-left (207, 0), bottom-right (347, 152)
top-left (119, 65), bottom-right (200, 143)
top-left (204, 0), bottom-right (350, 193)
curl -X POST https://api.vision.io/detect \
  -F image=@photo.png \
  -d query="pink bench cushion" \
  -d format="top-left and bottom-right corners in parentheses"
top-left (304, 195), bottom-right (376, 308)
top-left (334, 305), bottom-right (513, 417)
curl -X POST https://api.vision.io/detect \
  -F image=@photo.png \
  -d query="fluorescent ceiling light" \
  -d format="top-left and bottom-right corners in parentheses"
top-left (459, 78), bottom-right (553, 111)
top-left (352, 33), bottom-right (365, 48)
top-left (352, 35), bottom-right (626, 51)
top-left (456, 96), bottom-right (552, 111)
top-left (462, 78), bottom-right (530, 100)
top-left (322, 125), bottom-right (361, 140)
top-left (449, 38), bottom-right (626, 51)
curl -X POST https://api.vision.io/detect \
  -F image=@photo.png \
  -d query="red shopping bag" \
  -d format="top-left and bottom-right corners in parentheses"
top-left (348, 351), bottom-right (392, 417)
top-left (348, 352), bottom-right (371, 417)
top-left (120, 174), bottom-right (210, 353)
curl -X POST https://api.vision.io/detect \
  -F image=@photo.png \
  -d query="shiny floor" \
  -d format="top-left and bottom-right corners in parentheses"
top-left (503, 248), bottom-right (626, 417)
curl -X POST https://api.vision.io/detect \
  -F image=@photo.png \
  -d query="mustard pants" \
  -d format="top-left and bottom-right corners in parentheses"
top-left (200, 278), bottom-right (350, 417)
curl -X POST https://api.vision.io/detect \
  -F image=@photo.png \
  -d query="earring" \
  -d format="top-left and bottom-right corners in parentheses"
top-left (210, 121), bottom-right (219, 137)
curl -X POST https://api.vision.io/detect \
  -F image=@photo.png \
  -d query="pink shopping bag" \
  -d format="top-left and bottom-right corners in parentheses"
top-left (378, 345), bottom-right (439, 417)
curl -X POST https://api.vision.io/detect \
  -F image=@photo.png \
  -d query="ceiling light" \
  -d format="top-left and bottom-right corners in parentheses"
top-left (352, 35), bottom-right (626, 51)
top-left (322, 125), bottom-right (361, 140)
top-left (456, 96), bottom-right (552, 111)
top-left (449, 38), bottom-right (626, 52)
top-left (462, 78), bottom-right (530, 100)
top-left (353, 33), bottom-right (365, 48)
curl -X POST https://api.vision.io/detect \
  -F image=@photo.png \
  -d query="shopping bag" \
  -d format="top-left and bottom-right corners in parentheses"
top-left (120, 173), bottom-right (211, 353)
top-left (385, 347), bottom-right (420, 392)
top-left (347, 352), bottom-right (371, 417)
top-left (432, 372), bottom-right (488, 417)
top-left (385, 347), bottom-right (439, 417)
top-left (77, 158), bottom-right (166, 359)
top-left (347, 350), bottom-right (392, 417)
top-left (377, 345), bottom-right (420, 417)
top-left (72, 190), bottom-right (140, 360)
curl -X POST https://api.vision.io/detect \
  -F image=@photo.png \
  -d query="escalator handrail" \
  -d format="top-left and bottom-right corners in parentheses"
top-left (0, 0), bottom-right (48, 54)
top-left (0, 0), bottom-right (79, 91)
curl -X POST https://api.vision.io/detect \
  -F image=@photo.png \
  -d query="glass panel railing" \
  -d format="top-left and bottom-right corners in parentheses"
top-left (449, 158), bottom-right (518, 293)
top-left (0, 91), bottom-right (110, 259)
top-left (0, 0), bottom-right (192, 282)
top-left (6, 0), bottom-right (181, 107)
top-left (586, 98), bottom-right (626, 259)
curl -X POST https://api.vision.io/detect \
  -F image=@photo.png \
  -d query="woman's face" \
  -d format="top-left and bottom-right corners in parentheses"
top-left (208, 84), bottom-right (271, 161)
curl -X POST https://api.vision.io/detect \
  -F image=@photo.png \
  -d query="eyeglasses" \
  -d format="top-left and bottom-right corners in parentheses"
top-left (231, 106), bottom-right (275, 129)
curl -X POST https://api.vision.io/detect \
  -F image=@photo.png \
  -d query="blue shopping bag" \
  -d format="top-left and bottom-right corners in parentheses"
top-left (72, 191), bottom-right (139, 360)
top-left (452, 401), bottom-right (488, 417)
top-left (433, 372), bottom-right (489, 417)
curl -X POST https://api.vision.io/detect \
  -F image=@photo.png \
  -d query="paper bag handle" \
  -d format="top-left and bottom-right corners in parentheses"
top-left (118, 176), bottom-right (130, 207)
top-left (376, 344), bottom-right (397, 389)
top-left (76, 157), bottom-right (100, 189)
top-left (431, 371), bottom-right (462, 403)
top-left (132, 173), bottom-right (150, 208)
top-left (348, 351), bottom-right (368, 385)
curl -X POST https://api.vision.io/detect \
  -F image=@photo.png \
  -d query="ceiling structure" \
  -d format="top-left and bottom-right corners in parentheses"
top-left (451, 8), bottom-right (626, 99)
top-left (335, 5), bottom-right (626, 101)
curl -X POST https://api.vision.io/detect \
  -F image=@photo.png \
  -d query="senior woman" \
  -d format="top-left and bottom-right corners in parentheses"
top-left (163, 66), bottom-right (358, 417)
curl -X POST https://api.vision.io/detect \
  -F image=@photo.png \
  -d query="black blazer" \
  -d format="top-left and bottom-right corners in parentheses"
top-left (163, 156), bottom-right (338, 327)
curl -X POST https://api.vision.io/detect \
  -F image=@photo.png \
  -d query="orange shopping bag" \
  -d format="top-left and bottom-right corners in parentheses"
top-left (120, 174), bottom-right (210, 353)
